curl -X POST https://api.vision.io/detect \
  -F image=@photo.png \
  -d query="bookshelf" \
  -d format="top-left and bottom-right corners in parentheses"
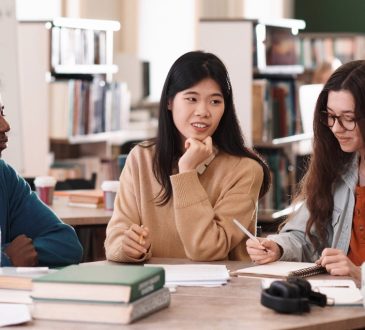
top-left (46, 17), bottom-right (157, 172)
top-left (47, 17), bottom-right (119, 80)
top-left (199, 18), bottom-right (306, 227)
top-left (298, 32), bottom-right (365, 81)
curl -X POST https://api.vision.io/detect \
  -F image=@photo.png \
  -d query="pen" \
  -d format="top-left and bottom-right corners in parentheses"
top-left (233, 219), bottom-right (268, 252)
top-left (314, 286), bottom-right (350, 288)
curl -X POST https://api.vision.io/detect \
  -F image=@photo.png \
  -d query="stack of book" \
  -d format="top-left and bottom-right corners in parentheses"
top-left (30, 264), bottom-right (170, 324)
top-left (0, 267), bottom-right (50, 291)
top-left (0, 267), bottom-right (51, 305)
top-left (67, 189), bottom-right (104, 208)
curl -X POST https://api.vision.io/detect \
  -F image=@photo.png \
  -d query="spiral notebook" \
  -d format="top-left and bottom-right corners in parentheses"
top-left (231, 261), bottom-right (327, 279)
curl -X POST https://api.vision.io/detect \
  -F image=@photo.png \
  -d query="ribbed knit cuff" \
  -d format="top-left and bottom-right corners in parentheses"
top-left (170, 170), bottom-right (208, 208)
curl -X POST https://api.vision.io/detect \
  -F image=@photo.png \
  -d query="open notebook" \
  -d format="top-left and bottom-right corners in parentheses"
top-left (231, 261), bottom-right (327, 279)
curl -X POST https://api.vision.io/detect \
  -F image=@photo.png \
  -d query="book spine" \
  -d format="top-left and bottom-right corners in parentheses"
top-left (130, 270), bottom-right (165, 302)
top-left (130, 287), bottom-right (170, 323)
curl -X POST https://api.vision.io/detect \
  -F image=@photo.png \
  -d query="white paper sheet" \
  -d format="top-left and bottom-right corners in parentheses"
top-left (0, 289), bottom-right (32, 304)
top-left (0, 304), bottom-right (31, 327)
top-left (145, 264), bottom-right (229, 287)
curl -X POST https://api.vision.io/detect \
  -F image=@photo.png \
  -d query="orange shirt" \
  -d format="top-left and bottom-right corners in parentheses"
top-left (348, 185), bottom-right (365, 266)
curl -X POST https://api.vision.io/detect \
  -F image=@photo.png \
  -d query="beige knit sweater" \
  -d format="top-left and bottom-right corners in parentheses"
top-left (105, 145), bottom-right (263, 262)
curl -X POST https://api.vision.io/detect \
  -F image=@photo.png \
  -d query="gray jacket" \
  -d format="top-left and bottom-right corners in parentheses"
top-left (267, 155), bottom-right (358, 262)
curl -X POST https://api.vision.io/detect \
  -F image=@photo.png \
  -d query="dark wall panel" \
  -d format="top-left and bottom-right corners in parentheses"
top-left (295, 0), bottom-right (365, 33)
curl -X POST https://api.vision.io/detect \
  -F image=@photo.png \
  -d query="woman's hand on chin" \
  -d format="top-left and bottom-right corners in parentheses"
top-left (178, 136), bottom-right (212, 173)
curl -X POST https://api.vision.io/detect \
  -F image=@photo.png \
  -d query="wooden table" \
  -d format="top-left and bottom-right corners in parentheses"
top-left (51, 196), bottom-right (113, 226)
top-left (50, 196), bottom-right (113, 261)
top-left (13, 258), bottom-right (365, 330)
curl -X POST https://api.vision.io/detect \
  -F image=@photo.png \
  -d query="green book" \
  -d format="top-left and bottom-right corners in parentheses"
top-left (32, 264), bottom-right (165, 303)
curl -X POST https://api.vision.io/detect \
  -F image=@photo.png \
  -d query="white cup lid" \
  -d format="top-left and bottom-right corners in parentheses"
top-left (34, 176), bottom-right (57, 187)
top-left (101, 180), bottom-right (119, 192)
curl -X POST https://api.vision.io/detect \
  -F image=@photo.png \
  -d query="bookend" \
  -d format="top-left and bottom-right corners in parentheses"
top-left (261, 277), bottom-right (327, 314)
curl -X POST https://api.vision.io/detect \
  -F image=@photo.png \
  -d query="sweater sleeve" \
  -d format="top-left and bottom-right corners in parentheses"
top-left (267, 202), bottom-right (320, 262)
top-left (170, 158), bottom-right (263, 261)
top-left (2, 162), bottom-right (83, 267)
top-left (104, 151), bottom-right (152, 263)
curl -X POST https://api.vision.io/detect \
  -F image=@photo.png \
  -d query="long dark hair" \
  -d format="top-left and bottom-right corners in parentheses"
top-left (295, 60), bottom-right (365, 250)
top-left (149, 51), bottom-right (270, 205)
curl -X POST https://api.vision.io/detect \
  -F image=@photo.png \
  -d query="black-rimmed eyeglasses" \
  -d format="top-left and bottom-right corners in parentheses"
top-left (319, 111), bottom-right (363, 131)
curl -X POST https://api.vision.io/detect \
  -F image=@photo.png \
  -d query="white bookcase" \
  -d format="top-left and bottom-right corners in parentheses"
top-left (47, 17), bottom-right (157, 160)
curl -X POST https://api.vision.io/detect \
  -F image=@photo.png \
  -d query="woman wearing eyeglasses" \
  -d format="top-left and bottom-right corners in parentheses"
top-left (246, 60), bottom-right (365, 281)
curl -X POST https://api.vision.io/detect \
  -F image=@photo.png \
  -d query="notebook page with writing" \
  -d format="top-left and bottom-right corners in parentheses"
top-left (231, 261), bottom-right (327, 278)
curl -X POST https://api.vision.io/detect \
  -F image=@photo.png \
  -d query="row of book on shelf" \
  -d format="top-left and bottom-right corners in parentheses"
top-left (252, 77), bottom-right (306, 212)
top-left (49, 77), bottom-right (131, 139)
top-left (257, 148), bottom-right (294, 212)
top-left (299, 34), bottom-right (365, 70)
top-left (252, 78), bottom-right (299, 144)
top-left (51, 27), bottom-right (107, 67)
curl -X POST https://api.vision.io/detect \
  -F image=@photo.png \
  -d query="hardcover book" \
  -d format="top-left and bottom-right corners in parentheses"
top-left (68, 189), bottom-right (104, 204)
top-left (0, 267), bottom-right (50, 291)
top-left (31, 287), bottom-right (170, 324)
top-left (32, 264), bottom-right (165, 303)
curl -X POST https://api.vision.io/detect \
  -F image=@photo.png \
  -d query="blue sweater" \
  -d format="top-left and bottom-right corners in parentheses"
top-left (0, 160), bottom-right (83, 266)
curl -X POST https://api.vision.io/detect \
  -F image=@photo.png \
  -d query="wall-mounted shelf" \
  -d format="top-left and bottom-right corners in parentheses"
top-left (271, 132), bottom-right (313, 146)
top-left (67, 120), bottom-right (158, 145)
top-left (49, 17), bottom-right (121, 30)
top-left (53, 64), bottom-right (118, 75)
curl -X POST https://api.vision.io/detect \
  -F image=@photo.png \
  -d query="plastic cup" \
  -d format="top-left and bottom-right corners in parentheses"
top-left (101, 180), bottom-right (119, 211)
top-left (34, 176), bottom-right (57, 206)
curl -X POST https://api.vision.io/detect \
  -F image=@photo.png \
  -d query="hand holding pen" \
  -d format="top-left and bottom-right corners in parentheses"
top-left (121, 224), bottom-right (151, 259)
top-left (233, 219), bottom-right (282, 264)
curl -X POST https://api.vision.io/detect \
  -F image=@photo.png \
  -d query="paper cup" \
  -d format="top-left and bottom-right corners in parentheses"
top-left (101, 180), bottom-right (119, 210)
top-left (34, 176), bottom-right (57, 206)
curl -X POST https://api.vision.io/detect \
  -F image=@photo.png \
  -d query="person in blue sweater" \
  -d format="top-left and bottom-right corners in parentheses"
top-left (0, 95), bottom-right (83, 266)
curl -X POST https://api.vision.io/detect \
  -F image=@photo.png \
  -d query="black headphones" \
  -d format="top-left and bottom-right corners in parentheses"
top-left (261, 277), bottom-right (327, 314)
